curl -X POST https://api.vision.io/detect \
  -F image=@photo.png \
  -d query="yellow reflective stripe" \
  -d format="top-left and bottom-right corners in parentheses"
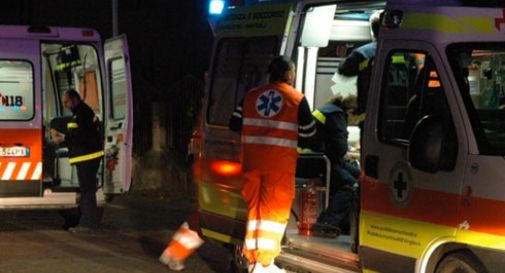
top-left (459, 17), bottom-right (495, 33)
top-left (402, 14), bottom-right (469, 33)
top-left (361, 211), bottom-right (455, 258)
top-left (456, 228), bottom-right (505, 251)
top-left (297, 147), bottom-right (314, 153)
top-left (312, 110), bottom-right (326, 124)
top-left (68, 151), bottom-right (104, 164)
top-left (67, 122), bottom-right (79, 129)
top-left (359, 59), bottom-right (370, 72)
top-left (356, 113), bottom-right (366, 123)
top-left (392, 55), bottom-right (405, 64)
top-left (201, 228), bottom-right (241, 245)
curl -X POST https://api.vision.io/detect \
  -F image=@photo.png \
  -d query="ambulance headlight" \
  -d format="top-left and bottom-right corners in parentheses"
top-left (209, 0), bottom-right (226, 15)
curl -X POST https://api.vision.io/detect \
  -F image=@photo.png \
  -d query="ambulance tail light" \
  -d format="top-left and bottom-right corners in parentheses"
top-left (210, 160), bottom-right (242, 177)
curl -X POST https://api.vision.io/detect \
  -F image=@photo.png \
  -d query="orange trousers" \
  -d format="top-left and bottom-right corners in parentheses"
top-left (241, 170), bottom-right (295, 266)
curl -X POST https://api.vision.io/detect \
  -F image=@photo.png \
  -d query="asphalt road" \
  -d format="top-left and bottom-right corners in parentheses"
top-left (0, 194), bottom-right (231, 273)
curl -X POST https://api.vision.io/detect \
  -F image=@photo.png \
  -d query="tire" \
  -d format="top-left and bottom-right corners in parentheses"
top-left (435, 251), bottom-right (487, 273)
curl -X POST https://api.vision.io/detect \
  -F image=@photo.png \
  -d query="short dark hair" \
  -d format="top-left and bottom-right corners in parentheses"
top-left (65, 89), bottom-right (81, 101)
top-left (268, 56), bottom-right (295, 83)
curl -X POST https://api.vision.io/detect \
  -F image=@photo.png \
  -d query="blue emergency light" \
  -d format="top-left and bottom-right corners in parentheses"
top-left (209, 0), bottom-right (226, 15)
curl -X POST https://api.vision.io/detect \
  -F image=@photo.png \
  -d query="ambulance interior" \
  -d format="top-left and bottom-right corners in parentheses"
top-left (41, 43), bottom-right (103, 190)
top-left (282, 3), bottom-right (384, 264)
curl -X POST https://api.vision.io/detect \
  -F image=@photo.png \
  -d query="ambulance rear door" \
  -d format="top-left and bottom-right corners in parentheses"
top-left (0, 38), bottom-right (42, 197)
top-left (103, 35), bottom-right (133, 194)
top-left (199, 3), bottom-right (295, 243)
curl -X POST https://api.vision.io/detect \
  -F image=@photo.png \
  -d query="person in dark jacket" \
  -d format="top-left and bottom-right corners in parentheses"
top-left (52, 89), bottom-right (103, 232)
top-left (338, 10), bottom-right (381, 134)
top-left (311, 95), bottom-right (360, 236)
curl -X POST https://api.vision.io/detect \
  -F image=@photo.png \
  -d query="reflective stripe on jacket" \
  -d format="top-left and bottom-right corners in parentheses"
top-left (66, 102), bottom-right (103, 164)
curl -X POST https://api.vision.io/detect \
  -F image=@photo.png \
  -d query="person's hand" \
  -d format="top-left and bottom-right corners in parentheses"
top-left (50, 129), bottom-right (65, 144)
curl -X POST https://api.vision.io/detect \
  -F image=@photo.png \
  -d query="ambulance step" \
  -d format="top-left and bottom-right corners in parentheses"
top-left (277, 247), bottom-right (360, 273)
top-left (284, 232), bottom-right (358, 263)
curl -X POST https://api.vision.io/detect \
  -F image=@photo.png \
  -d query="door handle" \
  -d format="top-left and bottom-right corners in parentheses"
top-left (365, 154), bottom-right (379, 179)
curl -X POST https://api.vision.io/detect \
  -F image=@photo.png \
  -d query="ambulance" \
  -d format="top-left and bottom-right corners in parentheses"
top-left (196, 0), bottom-right (505, 272)
top-left (0, 26), bottom-right (133, 211)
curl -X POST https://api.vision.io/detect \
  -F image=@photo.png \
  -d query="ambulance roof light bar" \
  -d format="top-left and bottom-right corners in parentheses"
top-left (209, 0), bottom-right (226, 15)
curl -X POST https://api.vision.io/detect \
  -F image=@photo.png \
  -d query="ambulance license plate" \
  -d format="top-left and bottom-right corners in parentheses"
top-left (0, 147), bottom-right (29, 157)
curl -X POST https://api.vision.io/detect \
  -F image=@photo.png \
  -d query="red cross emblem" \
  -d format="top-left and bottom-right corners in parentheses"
top-left (495, 9), bottom-right (505, 31)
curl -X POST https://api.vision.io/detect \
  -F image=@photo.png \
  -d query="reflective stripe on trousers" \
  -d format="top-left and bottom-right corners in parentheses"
top-left (241, 170), bottom-right (294, 266)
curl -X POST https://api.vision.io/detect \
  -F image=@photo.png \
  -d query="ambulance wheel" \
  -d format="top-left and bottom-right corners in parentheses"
top-left (435, 251), bottom-right (487, 273)
top-left (231, 244), bottom-right (249, 273)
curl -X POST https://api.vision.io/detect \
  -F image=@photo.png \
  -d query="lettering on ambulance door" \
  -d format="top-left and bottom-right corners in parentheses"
top-left (360, 42), bottom-right (467, 273)
top-left (104, 35), bottom-right (133, 194)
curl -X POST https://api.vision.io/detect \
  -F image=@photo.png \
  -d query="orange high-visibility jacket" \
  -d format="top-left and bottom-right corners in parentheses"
top-left (241, 82), bottom-right (303, 174)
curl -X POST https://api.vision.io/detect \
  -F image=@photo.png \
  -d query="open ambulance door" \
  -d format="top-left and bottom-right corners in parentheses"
top-left (103, 35), bottom-right (133, 194)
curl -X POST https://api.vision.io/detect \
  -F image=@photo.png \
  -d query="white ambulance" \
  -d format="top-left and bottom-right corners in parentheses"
top-left (0, 26), bottom-right (133, 211)
top-left (198, 0), bottom-right (505, 272)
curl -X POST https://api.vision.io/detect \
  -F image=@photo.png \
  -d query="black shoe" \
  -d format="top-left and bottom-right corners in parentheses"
top-left (311, 222), bottom-right (341, 238)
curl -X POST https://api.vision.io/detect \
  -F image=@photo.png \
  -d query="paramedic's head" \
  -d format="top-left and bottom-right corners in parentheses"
top-left (370, 10), bottom-right (382, 40)
top-left (268, 56), bottom-right (296, 85)
top-left (63, 89), bottom-right (82, 110)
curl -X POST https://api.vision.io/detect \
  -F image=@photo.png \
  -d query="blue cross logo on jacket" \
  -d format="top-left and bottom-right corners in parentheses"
top-left (256, 89), bottom-right (283, 118)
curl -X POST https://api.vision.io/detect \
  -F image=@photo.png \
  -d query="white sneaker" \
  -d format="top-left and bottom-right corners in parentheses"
top-left (249, 263), bottom-right (266, 273)
top-left (265, 263), bottom-right (286, 273)
top-left (159, 252), bottom-right (185, 271)
top-left (248, 262), bottom-right (286, 273)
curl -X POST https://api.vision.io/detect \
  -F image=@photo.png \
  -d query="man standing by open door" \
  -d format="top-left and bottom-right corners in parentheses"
top-left (52, 89), bottom-right (104, 232)
top-left (229, 56), bottom-right (317, 273)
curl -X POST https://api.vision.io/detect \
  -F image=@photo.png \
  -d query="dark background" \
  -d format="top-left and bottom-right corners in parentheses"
top-left (0, 0), bottom-right (214, 156)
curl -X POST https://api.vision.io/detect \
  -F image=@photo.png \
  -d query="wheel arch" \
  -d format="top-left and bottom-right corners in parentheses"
top-left (422, 241), bottom-right (505, 273)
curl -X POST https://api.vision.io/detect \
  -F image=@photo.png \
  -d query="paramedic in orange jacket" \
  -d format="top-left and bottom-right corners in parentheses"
top-left (229, 56), bottom-right (317, 273)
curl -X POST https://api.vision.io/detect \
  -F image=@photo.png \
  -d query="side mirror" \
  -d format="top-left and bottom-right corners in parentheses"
top-left (408, 115), bottom-right (443, 173)
top-left (408, 114), bottom-right (458, 172)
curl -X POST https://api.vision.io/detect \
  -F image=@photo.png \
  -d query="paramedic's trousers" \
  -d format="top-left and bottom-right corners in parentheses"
top-left (242, 170), bottom-right (295, 266)
top-left (318, 161), bottom-right (360, 231)
top-left (76, 157), bottom-right (101, 229)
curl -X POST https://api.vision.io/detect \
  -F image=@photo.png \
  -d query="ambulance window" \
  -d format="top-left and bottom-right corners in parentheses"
top-left (447, 44), bottom-right (505, 155)
top-left (0, 60), bottom-right (34, 121)
top-left (109, 58), bottom-right (127, 119)
top-left (379, 51), bottom-right (451, 143)
top-left (208, 37), bottom-right (278, 126)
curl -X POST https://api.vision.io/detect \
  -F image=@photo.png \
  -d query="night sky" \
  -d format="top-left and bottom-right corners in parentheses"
top-left (0, 0), bottom-right (214, 154)
top-left (0, 0), bottom-right (213, 99)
